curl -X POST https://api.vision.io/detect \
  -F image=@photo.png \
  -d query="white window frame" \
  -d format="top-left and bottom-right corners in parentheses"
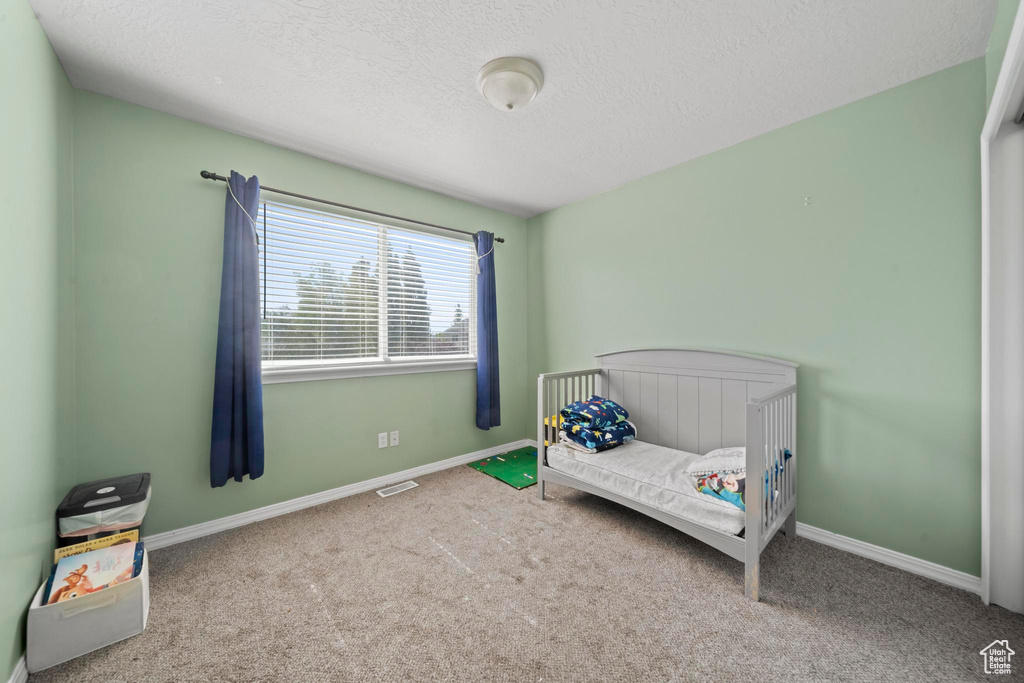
top-left (258, 200), bottom-right (477, 384)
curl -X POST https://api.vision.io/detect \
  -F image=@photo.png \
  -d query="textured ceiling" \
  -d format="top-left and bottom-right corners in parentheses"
top-left (31, 0), bottom-right (997, 217)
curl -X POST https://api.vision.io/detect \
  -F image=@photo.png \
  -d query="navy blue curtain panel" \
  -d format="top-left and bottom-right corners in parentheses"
top-left (474, 231), bottom-right (500, 430)
top-left (210, 171), bottom-right (265, 487)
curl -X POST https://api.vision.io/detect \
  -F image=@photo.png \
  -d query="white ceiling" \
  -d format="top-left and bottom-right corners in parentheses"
top-left (32, 0), bottom-right (997, 218)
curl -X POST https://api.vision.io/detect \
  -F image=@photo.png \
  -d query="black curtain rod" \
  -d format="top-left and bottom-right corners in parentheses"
top-left (199, 171), bottom-right (504, 243)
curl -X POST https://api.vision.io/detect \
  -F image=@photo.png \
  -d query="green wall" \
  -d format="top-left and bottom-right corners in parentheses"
top-left (70, 91), bottom-right (529, 536)
top-left (987, 0), bottom-right (1021, 107)
top-left (526, 59), bottom-right (986, 575)
top-left (0, 2), bottom-right (76, 679)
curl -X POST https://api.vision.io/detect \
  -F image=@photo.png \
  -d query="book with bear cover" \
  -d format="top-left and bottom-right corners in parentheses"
top-left (44, 543), bottom-right (138, 605)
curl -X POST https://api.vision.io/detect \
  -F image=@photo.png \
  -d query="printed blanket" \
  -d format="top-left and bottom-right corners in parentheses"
top-left (560, 420), bottom-right (636, 451)
top-left (559, 395), bottom-right (629, 430)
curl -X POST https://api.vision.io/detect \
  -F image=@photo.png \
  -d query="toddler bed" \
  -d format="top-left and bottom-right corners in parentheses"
top-left (537, 348), bottom-right (798, 600)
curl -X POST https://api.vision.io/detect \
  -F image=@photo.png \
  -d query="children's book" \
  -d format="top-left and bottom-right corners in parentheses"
top-left (41, 566), bottom-right (57, 608)
top-left (45, 543), bottom-right (137, 604)
top-left (53, 530), bottom-right (139, 563)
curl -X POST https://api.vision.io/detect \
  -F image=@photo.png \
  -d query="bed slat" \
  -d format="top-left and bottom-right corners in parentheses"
top-left (677, 376), bottom-right (700, 453)
top-left (657, 374), bottom-right (678, 449)
top-left (608, 369), bottom-right (624, 405)
top-left (721, 379), bottom-right (746, 447)
top-left (640, 372), bottom-right (659, 444)
top-left (698, 377), bottom-right (723, 454)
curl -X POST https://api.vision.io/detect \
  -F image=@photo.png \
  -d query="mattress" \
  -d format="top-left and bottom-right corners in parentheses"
top-left (544, 440), bottom-right (746, 535)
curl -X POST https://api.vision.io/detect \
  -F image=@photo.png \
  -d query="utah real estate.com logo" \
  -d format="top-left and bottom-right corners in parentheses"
top-left (979, 640), bottom-right (1014, 675)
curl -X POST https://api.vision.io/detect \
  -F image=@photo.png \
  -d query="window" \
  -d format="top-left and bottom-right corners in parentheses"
top-left (257, 200), bottom-right (476, 382)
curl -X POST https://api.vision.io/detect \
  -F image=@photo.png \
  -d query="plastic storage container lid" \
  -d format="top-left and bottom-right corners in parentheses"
top-left (57, 473), bottom-right (151, 518)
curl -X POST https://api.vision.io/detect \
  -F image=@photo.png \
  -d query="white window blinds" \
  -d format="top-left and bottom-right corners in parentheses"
top-left (258, 201), bottom-right (475, 372)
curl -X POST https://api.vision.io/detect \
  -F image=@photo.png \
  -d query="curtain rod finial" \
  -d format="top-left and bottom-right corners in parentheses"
top-left (200, 170), bottom-right (215, 180)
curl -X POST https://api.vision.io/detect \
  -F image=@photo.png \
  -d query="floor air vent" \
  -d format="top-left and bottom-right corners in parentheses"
top-left (376, 480), bottom-right (419, 497)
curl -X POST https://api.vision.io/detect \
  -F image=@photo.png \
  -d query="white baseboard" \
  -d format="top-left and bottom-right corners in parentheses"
top-left (144, 439), bottom-right (530, 551)
top-left (6, 656), bottom-right (27, 683)
top-left (795, 522), bottom-right (981, 594)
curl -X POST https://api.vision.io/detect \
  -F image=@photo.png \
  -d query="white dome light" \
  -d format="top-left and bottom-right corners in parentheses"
top-left (476, 57), bottom-right (544, 112)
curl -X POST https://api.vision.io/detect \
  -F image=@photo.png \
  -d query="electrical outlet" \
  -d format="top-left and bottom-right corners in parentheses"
top-left (378, 432), bottom-right (388, 449)
top-left (390, 430), bottom-right (400, 446)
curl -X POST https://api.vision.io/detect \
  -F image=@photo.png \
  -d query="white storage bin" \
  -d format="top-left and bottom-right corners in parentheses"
top-left (26, 550), bottom-right (149, 673)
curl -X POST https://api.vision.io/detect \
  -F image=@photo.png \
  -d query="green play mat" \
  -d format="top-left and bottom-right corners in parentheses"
top-left (467, 447), bottom-right (537, 489)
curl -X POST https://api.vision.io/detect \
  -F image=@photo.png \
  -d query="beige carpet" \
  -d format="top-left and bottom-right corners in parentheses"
top-left (33, 465), bottom-right (1024, 682)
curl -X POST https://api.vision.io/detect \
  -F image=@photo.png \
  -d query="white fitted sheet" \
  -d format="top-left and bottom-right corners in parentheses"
top-left (545, 439), bottom-right (745, 535)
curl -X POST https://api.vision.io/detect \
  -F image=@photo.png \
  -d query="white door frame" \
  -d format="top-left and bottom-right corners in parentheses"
top-left (981, 2), bottom-right (1024, 613)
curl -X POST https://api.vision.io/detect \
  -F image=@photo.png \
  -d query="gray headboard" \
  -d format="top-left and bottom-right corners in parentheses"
top-left (598, 348), bottom-right (798, 454)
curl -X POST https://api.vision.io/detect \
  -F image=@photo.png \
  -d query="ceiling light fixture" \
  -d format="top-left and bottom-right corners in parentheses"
top-left (476, 57), bottom-right (544, 112)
